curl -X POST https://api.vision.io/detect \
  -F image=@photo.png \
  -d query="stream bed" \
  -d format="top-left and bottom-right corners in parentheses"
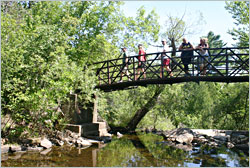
top-left (1, 133), bottom-right (249, 167)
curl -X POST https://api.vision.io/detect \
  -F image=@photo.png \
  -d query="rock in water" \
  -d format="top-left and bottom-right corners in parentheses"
top-left (176, 133), bottom-right (194, 144)
top-left (77, 137), bottom-right (92, 147)
top-left (168, 128), bottom-right (194, 144)
top-left (117, 132), bottom-right (123, 138)
top-left (227, 142), bottom-right (234, 148)
top-left (40, 138), bottom-right (52, 149)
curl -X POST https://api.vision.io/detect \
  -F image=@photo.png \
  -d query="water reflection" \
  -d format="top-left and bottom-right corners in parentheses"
top-left (128, 133), bottom-right (158, 166)
top-left (1, 133), bottom-right (249, 167)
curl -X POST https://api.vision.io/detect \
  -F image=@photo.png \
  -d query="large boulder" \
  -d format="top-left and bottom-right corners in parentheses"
top-left (176, 133), bottom-right (194, 144)
top-left (234, 143), bottom-right (249, 151)
top-left (175, 128), bottom-right (194, 144)
top-left (40, 138), bottom-right (52, 149)
top-left (163, 128), bottom-right (194, 144)
top-left (231, 134), bottom-right (249, 144)
top-left (213, 135), bottom-right (228, 142)
top-left (1, 145), bottom-right (10, 154)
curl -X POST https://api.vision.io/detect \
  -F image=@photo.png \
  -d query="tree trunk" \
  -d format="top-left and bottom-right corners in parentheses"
top-left (170, 38), bottom-right (177, 57)
top-left (125, 85), bottom-right (165, 131)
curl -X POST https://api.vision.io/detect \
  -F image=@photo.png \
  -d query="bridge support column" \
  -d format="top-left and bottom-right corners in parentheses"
top-left (92, 94), bottom-right (98, 123)
top-left (61, 93), bottom-right (110, 138)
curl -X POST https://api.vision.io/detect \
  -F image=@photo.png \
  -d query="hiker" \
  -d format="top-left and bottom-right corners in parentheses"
top-left (119, 47), bottom-right (130, 82)
top-left (136, 44), bottom-right (147, 80)
top-left (161, 39), bottom-right (173, 78)
top-left (179, 38), bottom-right (194, 76)
top-left (196, 38), bottom-right (210, 75)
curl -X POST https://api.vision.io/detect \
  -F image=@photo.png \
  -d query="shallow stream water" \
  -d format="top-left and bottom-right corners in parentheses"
top-left (1, 133), bottom-right (249, 167)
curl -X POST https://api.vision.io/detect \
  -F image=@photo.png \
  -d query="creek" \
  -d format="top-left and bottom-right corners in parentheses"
top-left (1, 133), bottom-right (249, 167)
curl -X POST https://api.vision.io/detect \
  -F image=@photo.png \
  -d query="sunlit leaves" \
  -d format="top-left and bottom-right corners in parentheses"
top-left (225, 1), bottom-right (249, 47)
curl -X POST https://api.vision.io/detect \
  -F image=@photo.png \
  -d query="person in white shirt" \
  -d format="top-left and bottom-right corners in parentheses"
top-left (195, 38), bottom-right (209, 75)
top-left (161, 39), bottom-right (173, 78)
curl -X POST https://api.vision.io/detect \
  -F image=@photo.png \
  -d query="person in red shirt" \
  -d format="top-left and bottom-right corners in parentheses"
top-left (136, 44), bottom-right (146, 80)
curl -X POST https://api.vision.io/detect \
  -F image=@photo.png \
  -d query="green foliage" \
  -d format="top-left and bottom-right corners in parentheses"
top-left (98, 86), bottom-right (150, 127)
top-left (214, 83), bottom-right (249, 130)
top-left (225, 1), bottom-right (249, 26)
top-left (1, 1), bottom-right (161, 138)
top-left (161, 12), bottom-right (205, 55)
top-left (99, 82), bottom-right (249, 131)
top-left (96, 134), bottom-right (188, 167)
top-left (96, 138), bottom-right (139, 166)
top-left (63, 1), bottom-right (125, 64)
top-left (205, 31), bottom-right (227, 49)
top-left (225, 1), bottom-right (249, 47)
top-left (163, 15), bottom-right (187, 46)
top-left (138, 133), bottom-right (188, 165)
top-left (2, 1), bottom-right (248, 140)
top-left (1, 1), bottom-right (101, 137)
top-left (157, 82), bottom-right (249, 130)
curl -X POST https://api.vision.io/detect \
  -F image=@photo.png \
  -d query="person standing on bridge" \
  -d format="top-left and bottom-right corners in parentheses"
top-left (136, 44), bottom-right (147, 80)
top-left (119, 47), bottom-right (130, 82)
top-left (179, 38), bottom-right (194, 76)
top-left (196, 38), bottom-right (209, 76)
top-left (160, 39), bottom-right (173, 78)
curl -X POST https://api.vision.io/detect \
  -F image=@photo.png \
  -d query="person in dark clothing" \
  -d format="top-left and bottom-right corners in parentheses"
top-left (178, 38), bottom-right (194, 76)
top-left (120, 47), bottom-right (130, 82)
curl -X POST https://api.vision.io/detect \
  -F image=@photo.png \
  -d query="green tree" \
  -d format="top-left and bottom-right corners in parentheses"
top-left (161, 11), bottom-right (204, 56)
top-left (1, 1), bottom-right (101, 138)
top-left (119, 6), bottom-right (160, 53)
top-left (225, 1), bottom-right (249, 47)
top-left (125, 85), bottom-right (166, 131)
top-left (214, 83), bottom-right (249, 130)
top-left (206, 31), bottom-right (227, 49)
top-left (63, 1), bottom-right (124, 64)
top-left (1, 1), bottom-right (162, 138)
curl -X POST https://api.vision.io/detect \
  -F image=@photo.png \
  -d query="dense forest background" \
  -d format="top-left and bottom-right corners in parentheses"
top-left (1, 1), bottom-right (249, 140)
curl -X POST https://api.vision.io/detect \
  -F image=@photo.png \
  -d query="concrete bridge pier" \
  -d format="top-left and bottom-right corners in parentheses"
top-left (61, 93), bottom-right (110, 138)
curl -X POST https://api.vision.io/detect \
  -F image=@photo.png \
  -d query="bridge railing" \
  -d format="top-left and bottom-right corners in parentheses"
top-left (92, 47), bottom-right (249, 85)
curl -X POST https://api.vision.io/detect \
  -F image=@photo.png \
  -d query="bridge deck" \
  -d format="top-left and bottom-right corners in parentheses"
top-left (91, 47), bottom-right (249, 92)
top-left (96, 76), bottom-right (249, 91)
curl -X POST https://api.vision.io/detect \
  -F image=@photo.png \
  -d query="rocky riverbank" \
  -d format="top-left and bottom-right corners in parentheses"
top-left (154, 128), bottom-right (249, 152)
top-left (1, 129), bottom-right (111, 158)
top-left (1, 128), bottom-right (248, 159)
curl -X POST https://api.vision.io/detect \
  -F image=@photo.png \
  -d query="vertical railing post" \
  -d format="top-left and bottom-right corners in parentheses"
top-left (107, 61), bottom-right (111, 84)
top-left (207, 50), bottom-right (211, 76)
top-left (161, 53), bottom-right (164, 78)
top-left (192, 54), bottom-right (194, 76)
top-left (226, 49), bottom-right (228, 76)
top-left (197, 54), bottom-right (200, 76)
top-left (133, 57), bottom-right (136, 81)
